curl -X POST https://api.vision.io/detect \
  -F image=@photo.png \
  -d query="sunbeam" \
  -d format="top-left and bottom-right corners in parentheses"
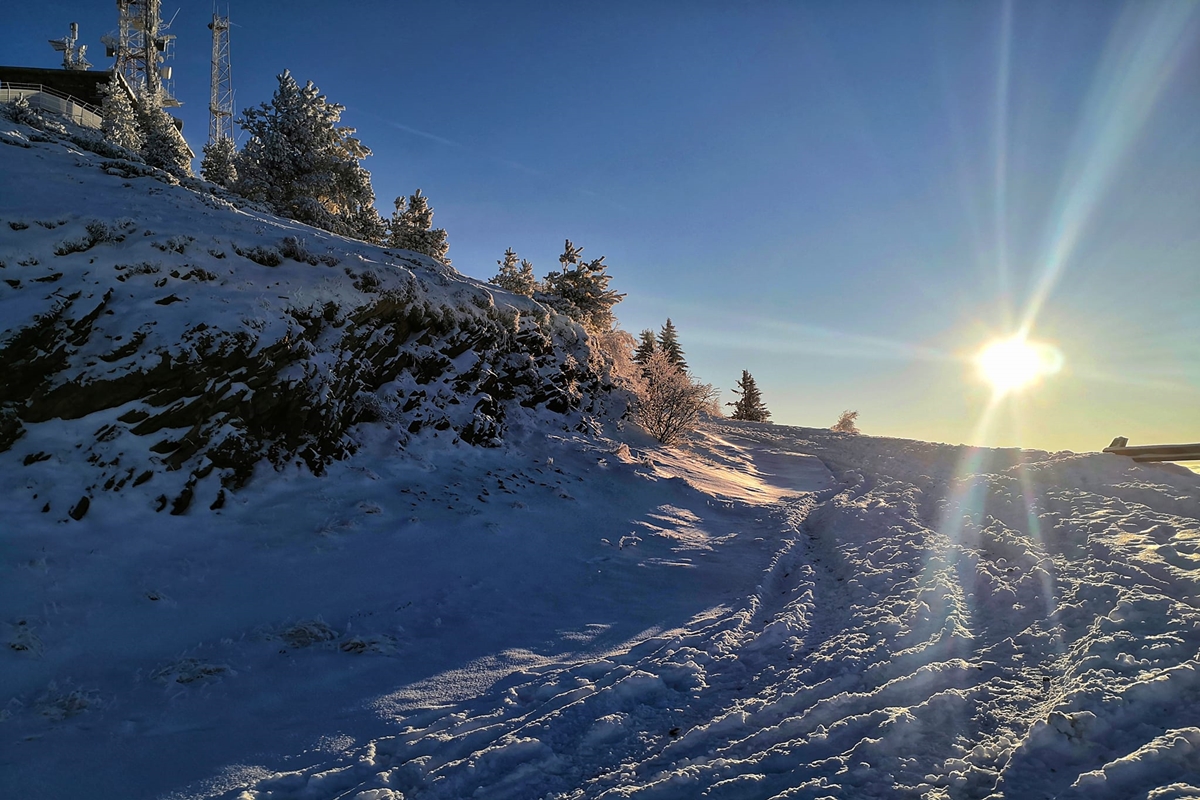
top-left (992, 0), bottom-right (1015, 331)
top-left (1019, 1), bottom-right (1200, 333)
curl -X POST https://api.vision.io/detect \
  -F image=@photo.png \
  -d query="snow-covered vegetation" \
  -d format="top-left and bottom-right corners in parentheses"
top-left (3, 97), bottom-right (1200, 800)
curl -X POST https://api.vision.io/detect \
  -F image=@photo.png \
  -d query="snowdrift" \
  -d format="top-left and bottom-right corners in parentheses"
top-left (3, 111), bottom-right (1200, 800)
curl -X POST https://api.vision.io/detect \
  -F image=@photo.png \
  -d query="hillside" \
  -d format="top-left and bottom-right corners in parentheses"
top-left (3, 112), bottom-right (1200, 800)
top-left (0, 116), bottom-right (619, 520)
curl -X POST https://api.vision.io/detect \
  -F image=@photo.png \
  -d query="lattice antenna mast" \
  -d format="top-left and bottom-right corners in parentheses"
top-left (208, 10), bottom-right (234, 144)
top-left (103, 0), bottom-right (180, 106)
top-left (49, 22), bottom-right (93, 71)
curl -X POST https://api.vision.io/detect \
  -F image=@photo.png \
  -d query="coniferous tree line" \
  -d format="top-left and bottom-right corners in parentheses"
top-left (87, 65), bottom-right (760, 446)
top-left (97, 75), bottom-right (192, 178)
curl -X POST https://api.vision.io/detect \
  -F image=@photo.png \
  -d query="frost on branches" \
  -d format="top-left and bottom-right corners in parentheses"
top-left (727, 370), bottom-right (771, 422)
top-left (234, 70), bottom-right (381, 241)
top-left (388, 189), bottom-right (450, 262)
top-left (832, 410), bottom-right (860, 434)
top-left (200, 137), bottom-right (237, 188)
top-left (540, 239), bottom-right (625, 332)
top-left (137, 93), bottom-right (192, 178)
top-left (636, 351), bottom-right (717, 445)
top-left (490, 247), bottom-right (537, 296)
top-left (99, 76), bottom-right (142, 154)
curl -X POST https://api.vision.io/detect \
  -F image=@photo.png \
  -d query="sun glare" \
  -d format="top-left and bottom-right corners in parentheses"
top-left (976, 336), bottom-right (1063, 395)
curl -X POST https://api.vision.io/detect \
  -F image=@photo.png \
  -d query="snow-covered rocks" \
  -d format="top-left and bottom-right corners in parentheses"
top-left (0, 116), bottom-right (620, 519)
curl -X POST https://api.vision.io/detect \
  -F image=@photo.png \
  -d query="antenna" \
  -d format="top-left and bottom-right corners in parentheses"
top-left (49, 21), bottom-right (93, 71)
top-left (208, 8), bottom-right (234, 145)
top-left (102, 1), bottom-right (180, 106)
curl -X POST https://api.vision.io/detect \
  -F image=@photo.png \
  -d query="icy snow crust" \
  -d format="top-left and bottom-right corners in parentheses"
top-left (4, 120), bottom-right (1200, 799)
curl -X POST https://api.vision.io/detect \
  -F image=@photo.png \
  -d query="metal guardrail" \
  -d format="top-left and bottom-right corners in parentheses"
top-left (0, 81), bottom-right (103, 129)
top-left (1103, 437), bottom-right (1200, 463)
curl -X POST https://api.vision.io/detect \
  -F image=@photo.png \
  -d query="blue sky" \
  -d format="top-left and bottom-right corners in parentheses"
top-left (5, 1), bottom-right (1198, 453)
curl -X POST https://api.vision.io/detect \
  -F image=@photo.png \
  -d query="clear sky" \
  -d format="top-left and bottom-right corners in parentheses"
top-left (5, 1), bottom-right (1198, 454)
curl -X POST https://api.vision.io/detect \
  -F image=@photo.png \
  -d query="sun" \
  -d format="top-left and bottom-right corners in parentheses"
top-left (975, 336), bottom-right (1063, 395)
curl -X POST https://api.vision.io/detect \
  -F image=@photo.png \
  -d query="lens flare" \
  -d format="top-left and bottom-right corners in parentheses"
top-left (975, 336), bottom-right (1063, 395)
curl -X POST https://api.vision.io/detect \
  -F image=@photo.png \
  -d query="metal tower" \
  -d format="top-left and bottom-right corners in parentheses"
top-left (49, 22), bottom-right (93, 71)
top-left (208, 11), bottom-right (234, 144)
top-left (102, 0), bottom-right (180, 106)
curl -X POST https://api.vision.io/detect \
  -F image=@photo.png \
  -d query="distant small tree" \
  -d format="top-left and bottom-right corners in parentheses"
top-left (490, 247), bottom-right (537, 296)
top-left (388, 189), bottom-right (450, 262)
top-left (4, 94), bottom-right (40, 126)
top-left (657, 318), bottom-right (687, 371)
top-left (99, 76), bottom-right (142, 153)
top-left (636, 351), bottom-right (718, 445)
top-left (727, 370), bottom-right (771, 422)
top-left (832, 410), bottom-right (860, 434)
top-left (633, 329), bottom-right (657, 365)
top-left (541, 239), bottom-right (625, 332)
top-left (200, 137), bottom-right (237, 187)
top-left (138, 93), bottom-right (192, 177)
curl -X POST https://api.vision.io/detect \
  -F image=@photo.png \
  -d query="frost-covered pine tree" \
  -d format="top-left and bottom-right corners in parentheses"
top-left (200, 137), bottom-right (237, 187)
top-left (388, 189), bottom-right (450, 262)
top-left (633, 329), bottom-right (657, 365)
top-left (99, 75), bottom-right (142, 153)
top-left (138, 92), bottom-right (193, 177)
top-left (234, 70), bottom-right (379, 239)
top-left (490, 248), bottom-right (537, 296)
top-left (727, 370), bottom-right (771, 422)
top-left (657, 318), bottom-right (687, 372)
top-left (540, 239), bottom-right (625, 332)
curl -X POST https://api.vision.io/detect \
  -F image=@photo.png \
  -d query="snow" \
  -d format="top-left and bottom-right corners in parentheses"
top-left (4, 113), bottom-right (1200, 800)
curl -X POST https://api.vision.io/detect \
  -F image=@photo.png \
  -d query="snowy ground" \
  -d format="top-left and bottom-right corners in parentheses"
top-left (3, 417), bottom-right (1200, 799)
top-left (3, 110), bottom-right (1200, 800)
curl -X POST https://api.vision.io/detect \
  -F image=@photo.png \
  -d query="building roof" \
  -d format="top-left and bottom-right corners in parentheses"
top-left (0, 66), bottom-right (115, 109)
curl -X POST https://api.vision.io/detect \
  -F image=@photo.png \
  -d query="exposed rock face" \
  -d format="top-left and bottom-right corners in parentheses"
top-left (0, 118), bottom-right (623, 517)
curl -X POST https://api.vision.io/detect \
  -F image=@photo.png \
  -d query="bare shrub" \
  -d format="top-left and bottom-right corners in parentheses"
top-left (233, 244), bottom-right (283, 267)
top-left (832, 410), bottom-right (860, 434)
top-left (635, 351), bottom-right (718, 445)
top-left (151, 657), bottom-right (230, 684)
top-left (280, 619), bottom-right (338, 648)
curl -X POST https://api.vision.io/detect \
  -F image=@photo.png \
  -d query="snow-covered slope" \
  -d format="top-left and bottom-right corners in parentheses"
top-left (3, 113), bottom-right (1200, 800)
top-left (0, 117), bottom-right (617, 519)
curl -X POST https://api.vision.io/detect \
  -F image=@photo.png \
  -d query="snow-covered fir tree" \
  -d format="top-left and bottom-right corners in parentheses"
top-left (633, 329), bottom-right (657, 365)
top-left (388, 189), bottom-right (450, 262)
top-left (234, 70), bottom-right (380, 240)
top-left (99, 76), bottom-right (142, 153)
top-left (200, 137), bottom-right (237, 187)
top-left (727, 370), bottom-right (771, 422)
top-left (490, 248), bottom-right (537, 296)
top-left (138, 93), bottom-right (192, 177)
top-left (657, 318), bottom-right (687, 372)
top-left (540, 239), bottom-right (625, 332)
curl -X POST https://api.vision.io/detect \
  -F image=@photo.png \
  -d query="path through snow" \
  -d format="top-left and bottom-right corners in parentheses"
top-left (3, 421), bottom-right (1199, 799)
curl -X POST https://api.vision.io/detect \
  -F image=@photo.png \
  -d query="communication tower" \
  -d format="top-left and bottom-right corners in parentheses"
top-left (49, 22), bottom-right (93, 71)
top-left (102, 0), bottom-right (180, 106)
top-left (208, 10), bottom-right (234, 144)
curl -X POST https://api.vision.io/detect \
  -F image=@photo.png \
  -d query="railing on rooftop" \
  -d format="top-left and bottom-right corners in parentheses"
top-left (0, 81), bottom-right (103, 130)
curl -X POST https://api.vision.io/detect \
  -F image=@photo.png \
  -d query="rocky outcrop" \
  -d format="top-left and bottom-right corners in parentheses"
top-left (0, 118), bottom-right (624, 516)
